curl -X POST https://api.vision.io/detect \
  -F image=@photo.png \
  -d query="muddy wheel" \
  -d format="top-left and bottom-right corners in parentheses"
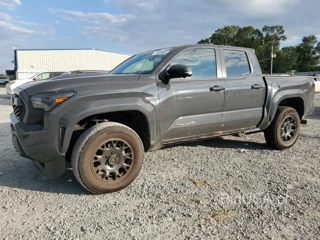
top-left (71, 122), bottom-right (144, 194)
top-left (264, 107), bottom-right (301, 150)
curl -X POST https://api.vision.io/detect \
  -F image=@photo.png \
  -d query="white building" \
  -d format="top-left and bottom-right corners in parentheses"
top-left (13, 49), bottom-right (131, 79)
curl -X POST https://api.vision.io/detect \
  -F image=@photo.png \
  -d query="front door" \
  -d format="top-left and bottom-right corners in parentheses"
top-left (158, 47), bottom-right (225, 143)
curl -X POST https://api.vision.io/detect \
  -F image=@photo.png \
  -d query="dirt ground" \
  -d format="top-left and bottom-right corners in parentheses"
top-left (0, 86), bottom-right (319, 239)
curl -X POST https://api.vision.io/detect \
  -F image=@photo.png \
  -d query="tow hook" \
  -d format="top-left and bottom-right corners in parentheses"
top-left (301, 120), bottom-right (307, 125)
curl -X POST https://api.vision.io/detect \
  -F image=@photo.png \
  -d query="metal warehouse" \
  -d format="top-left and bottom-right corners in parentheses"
top-left (13, 49), bottom-right (131, 79)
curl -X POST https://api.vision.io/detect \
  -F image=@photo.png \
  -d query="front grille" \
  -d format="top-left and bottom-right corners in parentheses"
top-left (12, 94), bottom-right (26, 121)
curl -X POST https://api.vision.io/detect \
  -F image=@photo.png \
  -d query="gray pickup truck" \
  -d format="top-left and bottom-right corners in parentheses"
top-left (10, 45), bottom-right (315, 194)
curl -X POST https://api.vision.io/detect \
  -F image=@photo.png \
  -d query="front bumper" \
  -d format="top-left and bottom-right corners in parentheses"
top-left (10, 113), bottom-right (65, 178)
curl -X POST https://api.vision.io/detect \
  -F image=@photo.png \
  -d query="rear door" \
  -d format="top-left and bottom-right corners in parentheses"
top-left (158, 47), bottom-right (225, 142)
top-left (221, 48), bottom-right (266, 132)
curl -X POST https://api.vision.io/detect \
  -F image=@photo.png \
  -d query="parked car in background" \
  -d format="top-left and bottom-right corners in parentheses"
top-left (6, 71), bottom-right (64, 95)
top-left (58, 70), bottom-right (110, 77)
top-left (0, 76), bottom-right (10, 84)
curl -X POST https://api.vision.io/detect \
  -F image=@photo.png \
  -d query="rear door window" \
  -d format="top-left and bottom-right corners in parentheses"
top-left (223, 50), bottom-right (251, 78)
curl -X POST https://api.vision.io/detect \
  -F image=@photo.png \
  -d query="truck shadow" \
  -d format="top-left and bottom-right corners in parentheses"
top-left (0, 122), bottom-right (87, 195)
top-left (306, 106), bottom-right (320, 120)
top-left (0, 157), bottom-right (87, 195)
top-left (300, 134), bottom-right (320, 140)
top-left (0, 132), bottom-right (269, 195)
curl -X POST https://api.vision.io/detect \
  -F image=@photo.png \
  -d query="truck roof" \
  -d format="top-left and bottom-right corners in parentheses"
top-left (137, 44), bottom-right (255, 57)
top-left (176, 44), bottom-right (255, 51)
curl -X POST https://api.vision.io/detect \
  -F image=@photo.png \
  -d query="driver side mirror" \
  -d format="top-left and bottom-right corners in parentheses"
top-left (159, 64), bottom-right (192, 84)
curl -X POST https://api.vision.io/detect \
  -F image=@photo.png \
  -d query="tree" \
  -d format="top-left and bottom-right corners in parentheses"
top-left (282, 46), bottom-right (298, 70)
top-left (198, 25), bottom-right (240, 46)
top-left (233, 26), bottom-right (264, 51)
top-left (272, 49), bottom-right (295, 73)
top-left (295, 35), bottom-right (320, 71)
top-left (198, 25), bottom-right (288, 73)
top-left (262, 25), bottom-right (287, 49)
top-left (198, 38), bottom-right (210, 44)
top-left (198, 26), bottom-right (320, 73)
top-left (198, 25), bottom-right (264, 49)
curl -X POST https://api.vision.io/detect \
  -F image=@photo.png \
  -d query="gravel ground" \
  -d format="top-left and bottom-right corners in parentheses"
top-left (0, 86), bottom-right (319, 239)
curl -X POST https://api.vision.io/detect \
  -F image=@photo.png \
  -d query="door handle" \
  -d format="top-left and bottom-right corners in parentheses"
top-left (251, 84), bottom-right (264, 90)
top-left (210, 85), bottom-right (225, 92)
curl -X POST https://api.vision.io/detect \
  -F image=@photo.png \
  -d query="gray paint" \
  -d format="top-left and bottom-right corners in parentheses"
top-left (11, 44), bottom-right (315, 176)
top-left (258, 76), bottom-right (315, 129)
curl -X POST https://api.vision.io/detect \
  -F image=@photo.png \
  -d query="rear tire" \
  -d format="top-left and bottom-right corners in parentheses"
top-left (71, 122), bottom-right (144, 194)
top-left (264, 107), bottom-right (301, 150)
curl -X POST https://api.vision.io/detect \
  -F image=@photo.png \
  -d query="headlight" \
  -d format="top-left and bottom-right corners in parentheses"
top-left (31, 91), bottom-right (76, 111)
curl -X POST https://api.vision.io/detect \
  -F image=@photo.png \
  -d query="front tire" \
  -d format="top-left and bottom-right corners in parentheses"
top-left (71, 122), bottom-right (144, 194)
top-left (264, 107), bottom-right (301, 150)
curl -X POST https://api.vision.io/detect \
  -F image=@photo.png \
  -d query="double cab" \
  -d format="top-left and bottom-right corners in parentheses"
top-left (10, 45), bottom-right (315, 194)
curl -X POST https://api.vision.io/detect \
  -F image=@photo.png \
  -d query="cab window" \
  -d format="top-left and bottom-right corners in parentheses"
top-left (170, 48), bottom-right (217, 79)
top-left (223, 50), bottom-right (251, 78)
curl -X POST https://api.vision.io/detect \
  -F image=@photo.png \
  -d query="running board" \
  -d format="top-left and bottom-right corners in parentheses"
top-left (244, 129), bottom-right (263, 135)
top-left (233, 129), bottom-right (262, 137)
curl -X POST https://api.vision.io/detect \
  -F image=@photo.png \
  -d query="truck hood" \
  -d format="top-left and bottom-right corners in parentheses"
top-left (10, 78), bottom-right (33, 85)
top-left (17, 74), bottom-right (142, 96)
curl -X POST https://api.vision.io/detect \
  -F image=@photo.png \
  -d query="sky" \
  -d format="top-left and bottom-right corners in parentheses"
top-left (0, 0), bottom-right (319, 73)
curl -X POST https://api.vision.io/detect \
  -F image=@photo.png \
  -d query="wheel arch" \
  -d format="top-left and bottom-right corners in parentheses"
top-left (259, 89), bottom-right (306, 130)
top-left (59, 102), bottom-right (156, 157)
top-left (76, 110), bottom-right (151, 150)
top-left (270, 95), bottom-right (305, 123)
top-left (278, 97), bottom-right (304, 119)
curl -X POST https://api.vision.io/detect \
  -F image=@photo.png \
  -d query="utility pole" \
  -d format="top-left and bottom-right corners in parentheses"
top-left (271, 45), bottom-right (273, 75)
top-left (270, 45), bottom-right (276, 75)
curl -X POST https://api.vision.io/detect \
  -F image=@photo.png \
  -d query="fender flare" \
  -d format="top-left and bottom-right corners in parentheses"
top-left (259, 88), bottom-right (305, 130)
top-left (57, 97), bottom-right (157, 153)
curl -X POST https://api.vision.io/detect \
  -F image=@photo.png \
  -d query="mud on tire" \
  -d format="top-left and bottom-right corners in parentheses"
top-left (71, 122), bottom-right (144, 194)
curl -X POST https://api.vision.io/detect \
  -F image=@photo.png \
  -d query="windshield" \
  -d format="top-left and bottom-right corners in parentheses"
top-left (109, 48), bottom-right (175, 75)
top-left (29, 73), bottom-right (40, 79)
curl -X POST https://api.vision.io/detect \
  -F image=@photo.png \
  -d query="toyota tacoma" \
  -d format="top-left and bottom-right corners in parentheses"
top-left (10, 45), bottom-right (315, 194)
